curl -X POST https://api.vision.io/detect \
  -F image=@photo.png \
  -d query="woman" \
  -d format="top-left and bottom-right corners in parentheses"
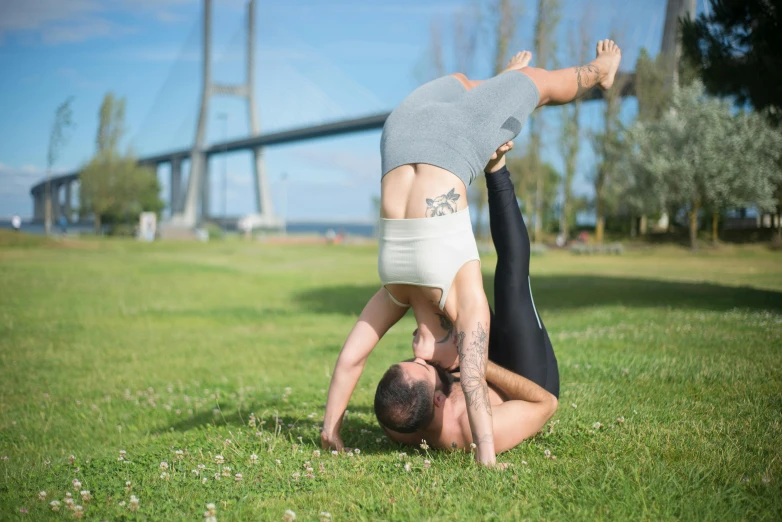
top-left (322, 40), bottom-right (622, 466)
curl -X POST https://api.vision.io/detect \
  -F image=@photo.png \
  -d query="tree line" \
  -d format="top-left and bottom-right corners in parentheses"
top-left (420, 0), bottom-right (782, 249)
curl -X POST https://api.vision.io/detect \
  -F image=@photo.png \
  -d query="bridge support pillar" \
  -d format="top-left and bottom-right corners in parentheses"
top-left (64, 182), bottom-right (72, 222)
top-left (201, 166), bottom-right (210, 220)
top-left (51, 182), bottom-right (61, 222)
top-left (170, 158), bottom-right (182, 214)
top-left (33, 192), bottom-right (44, 222)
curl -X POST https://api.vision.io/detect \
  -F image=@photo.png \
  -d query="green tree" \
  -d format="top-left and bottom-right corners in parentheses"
top-left (681, 0), bottom-right (782, 125)
top-left (45, 98), bottom-right (75, 235)
top-left (628, 82), bottom-right (782, 249)
top-left (591, 35), bottom-right (630, 244)
top-left (559, 12), bottom-right (590, 241)
top-left (507, 154), bottom-right (561, 229)
top-left (80, 93), bottom-right (163, 234)
top-left (528, 0), bottom-right (560, 243)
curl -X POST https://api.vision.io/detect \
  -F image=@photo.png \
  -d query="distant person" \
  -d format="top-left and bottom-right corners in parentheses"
top-left (58, 215), bottom-right (68, 235)
top-left (322, 40), bottom-right (622, 466)
top-left (11, 215), bottom-right (21, 232)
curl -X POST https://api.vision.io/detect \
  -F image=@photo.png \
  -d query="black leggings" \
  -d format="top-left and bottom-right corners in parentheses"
top-left (485, 166), bottom-right (559, 398)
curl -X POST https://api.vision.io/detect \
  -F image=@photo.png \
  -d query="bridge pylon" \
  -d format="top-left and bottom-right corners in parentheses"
top-left (169, 0), bottom-right (278, 229)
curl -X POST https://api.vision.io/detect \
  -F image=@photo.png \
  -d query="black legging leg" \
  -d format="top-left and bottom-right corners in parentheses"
top-left (485, 166), bottom-right (559, 397)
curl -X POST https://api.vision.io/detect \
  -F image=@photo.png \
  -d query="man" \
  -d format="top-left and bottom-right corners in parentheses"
top-left (374, 152), bottom-right (559, 452)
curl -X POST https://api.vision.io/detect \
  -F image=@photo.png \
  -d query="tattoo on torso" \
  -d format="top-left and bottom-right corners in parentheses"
top-left (456, 322), bottom-right (492, 416)
top-left (574, 64), bottom-right (600, 98)
top-left (425, 188), bottom-right (460, 217)
top-left (436, 313), bottom-right (454, 344)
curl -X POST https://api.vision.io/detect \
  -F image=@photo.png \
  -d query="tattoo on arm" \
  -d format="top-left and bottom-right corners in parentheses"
top-left (574, 64), bottom-right (600, 98)
top-left (456, 322), bottom-right (492, 416)
top-left (435, 313), bottom-right (454, 344)
top-left (425, 188), bottom-right (460, 217)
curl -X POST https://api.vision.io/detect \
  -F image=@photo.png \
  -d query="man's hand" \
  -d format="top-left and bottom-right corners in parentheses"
top-left (485, 140), bottom-right (514, 174)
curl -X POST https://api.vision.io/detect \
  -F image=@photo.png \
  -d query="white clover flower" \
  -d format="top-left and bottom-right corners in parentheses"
top-left (469, 443), bottom-right (476, 451)
top-left (404, 462), bottom-right (412, 472)
top-left (125, 481), bottom-right (132, 491)
top-left (571, 403), bottom-right (577, 409)
top-left (276, 459), bottom-right (281, 465)
top-left (65, 492), bottom-right (72, 499)
top-left (175, 450), bottom-right (184, 459)
top-left (331, 450), bottom-right (338, 457)
top-left (544, 449), bottom-right (551, 457)
top-left (283, 509), bottom-right (296, 521)
top-left (521, 460), bottom-right (528, 466)
top-left (420, 440), bottom-right (429, 450)
top-left (205, 517), bottom-right (217, 522)
top-left (68, 455), bottom-right (75, 464)
top-left (292, 472), bottom-right (300, 480)
top-left (319, 511), bottom-right (332, 522)
top-left (118, 501), bottom-right (126, 507)
top-left (762, 476), bottom-right (770, 484)
top-left (250, 454), bottom-right (258, 464)
top-left (423, 460), bottom-right (431, 469)
top-left (160, 472), bottom-right (170, 480)
top-left (50, 500), bottom-right (61, 511)
top-left (592, 422), bottom-right (603, 430)
top-left (312, 450), bottom-right (320, 458)
top-left (221, 467), bottom-right (232, 478)
top-left (214, 473), bottom-right (221, 481)
top-left (398, 453), bottom-right (407, 460)
top-left (160, 461), bottom-right (169, 471)
top-left (202, 477), bottom-right (208, 485)
top-left (617, 416), bottom-right (625, 425)
top-left (215, 455), bottom-right (225, 465)
top-left (80, 490), bottom-right (91, 502)
top-left (73, 505), bottom-right (84, 518)
top-left (206, 502), bottom-right (217, 515)
top-left (235, 473), bottom-right (243, 482)
top-left (72, 479), bottom-right (82, 491)
top-left (192, 469), bottom-right (200, 476)
top-left (38, 491), bottom-right (47, 501)
top-left (129, 495), bottom-right (139, 512)
top-left (198, 464), bottom-right (206, 470)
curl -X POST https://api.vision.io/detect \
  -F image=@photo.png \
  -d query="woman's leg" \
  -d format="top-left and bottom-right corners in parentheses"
top-left (485, 165), bottom-right (559, 397)
top-left (518, 39), bottom-right (622, 107)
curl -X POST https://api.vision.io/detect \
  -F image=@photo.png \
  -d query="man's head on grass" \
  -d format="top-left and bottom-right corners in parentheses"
top-left (374, 358), bottom-right (455, 433)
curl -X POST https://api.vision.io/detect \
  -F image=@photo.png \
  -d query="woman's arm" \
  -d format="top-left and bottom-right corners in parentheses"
top-left (321, 288), bottom-right (409, 450)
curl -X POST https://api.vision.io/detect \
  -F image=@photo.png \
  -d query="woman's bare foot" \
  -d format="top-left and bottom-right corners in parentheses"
top-left (594, 39), bottom-right (621, 90)
top-left (502, 51), bottom-right (532, 73)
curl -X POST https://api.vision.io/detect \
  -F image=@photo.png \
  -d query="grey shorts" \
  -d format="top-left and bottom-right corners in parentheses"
top-left (380, 71), bottom-right (540, 188)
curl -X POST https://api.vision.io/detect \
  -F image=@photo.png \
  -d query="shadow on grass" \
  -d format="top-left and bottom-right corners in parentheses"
top-left (294, 275), bottom-right (782, 315)
top-left (161, 404), bottom-right (398, 454)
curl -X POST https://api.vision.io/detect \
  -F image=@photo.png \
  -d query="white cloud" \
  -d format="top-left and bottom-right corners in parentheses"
top-left (0, 0), bottom-right (195, 45)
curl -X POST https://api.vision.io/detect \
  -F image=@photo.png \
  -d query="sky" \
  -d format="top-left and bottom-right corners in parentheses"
top-left (0, 0), bottom-right (702, 222)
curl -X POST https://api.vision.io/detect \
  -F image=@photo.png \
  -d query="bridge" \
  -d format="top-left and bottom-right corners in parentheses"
top-left (29, 0), bottom-right (692, 230)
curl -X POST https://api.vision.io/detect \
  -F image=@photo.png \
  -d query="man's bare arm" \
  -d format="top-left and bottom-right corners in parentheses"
top-left (484, 361), bottom-right (558, 454)
top-left (321, 288), bottom-right (408, 450)
top-left (486, 361), bottom-right (554, 404)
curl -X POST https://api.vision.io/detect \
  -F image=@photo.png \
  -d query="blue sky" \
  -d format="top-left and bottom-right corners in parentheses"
top-left (0, 0), bottom-right (700, 221)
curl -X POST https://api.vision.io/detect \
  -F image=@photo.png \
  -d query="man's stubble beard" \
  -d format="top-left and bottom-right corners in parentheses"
top-left (434, 364), bottom-right (455, 397)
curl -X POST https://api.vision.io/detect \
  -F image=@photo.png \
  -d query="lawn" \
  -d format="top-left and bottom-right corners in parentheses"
top-left (0, 234), bottom-right (780, 520)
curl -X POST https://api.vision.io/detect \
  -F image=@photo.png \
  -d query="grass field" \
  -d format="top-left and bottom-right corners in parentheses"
top-left (1, 233), bottom-right (781, 520)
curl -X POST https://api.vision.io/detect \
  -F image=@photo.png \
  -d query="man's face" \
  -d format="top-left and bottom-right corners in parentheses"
top-left (398, 358), bottom-right (454, 398)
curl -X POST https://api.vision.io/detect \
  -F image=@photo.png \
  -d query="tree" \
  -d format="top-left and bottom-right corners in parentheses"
top-left (80, 93), bottom-right (164, 234)
top-left (681, 0), bottom-right (782, 235)
top-left (628, 82), bottom-right (782, 249)
top-left (559, 12), bottom-right (590, 241)
top-left (507, 154), bottom-right (561, 229)
top-left (529, 0), bottom-right (560, 243)
top-left (45, 98), bottom-right (75, 235)
top-left (591, 32), bottom-right (630, 244)
top-left (681, 0), bottom-right (782, 125)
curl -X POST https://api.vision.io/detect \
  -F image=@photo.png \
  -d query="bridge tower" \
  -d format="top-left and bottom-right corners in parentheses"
top-left (661, 0), bottom-right (697, 88)
top-left (170, 0), bottom-right (277, 228)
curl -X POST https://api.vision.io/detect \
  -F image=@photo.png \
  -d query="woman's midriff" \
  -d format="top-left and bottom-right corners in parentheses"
top-left (380, 164), bottom-right (468, 219)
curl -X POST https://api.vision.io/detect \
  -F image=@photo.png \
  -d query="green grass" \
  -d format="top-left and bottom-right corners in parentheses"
top-left (0, 234), bottom-right (780, 520)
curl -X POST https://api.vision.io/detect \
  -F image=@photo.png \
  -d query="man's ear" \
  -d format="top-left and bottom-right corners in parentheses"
top-left (434, 390), bottom-right (447, 408)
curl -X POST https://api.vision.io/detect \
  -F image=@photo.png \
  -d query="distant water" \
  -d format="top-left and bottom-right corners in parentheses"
top-left (0, 219), bottom-right (378, 238)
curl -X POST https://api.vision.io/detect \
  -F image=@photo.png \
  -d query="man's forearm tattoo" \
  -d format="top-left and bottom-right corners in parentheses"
top-left (456, 322), bottom-right (492, 416)
top-left (436, 313), bottom-right (454, 344)
top-left (425, 188), bottom-right (460, 217)
top-left (574, 64), bottom-right (600, 98)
